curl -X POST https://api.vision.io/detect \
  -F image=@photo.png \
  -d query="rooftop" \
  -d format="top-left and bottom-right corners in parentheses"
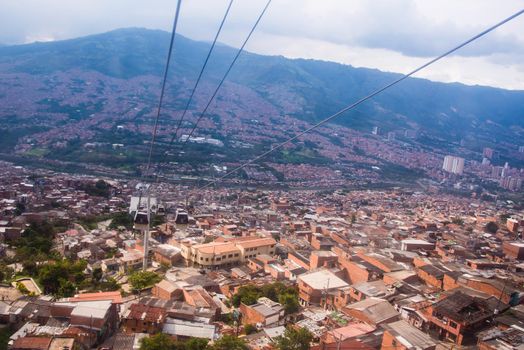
top-left (69, 291), bottom-right (122, 304)
top-left (345, 297), bottom-right (399, 324)
top-left (331, 322), bottom-right (376, 340)
top-left (299, 269), bottom-right (349, 290)
top-left (384, 320), bottom-right (436, 349)
top-left (70, 300), bottom-right (112, 319)
top-left (163, 318), bottom-right (216, 340)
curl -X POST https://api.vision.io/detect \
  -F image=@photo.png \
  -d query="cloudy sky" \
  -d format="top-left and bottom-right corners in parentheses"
top-left (1, 0), bottom-right (524, 89)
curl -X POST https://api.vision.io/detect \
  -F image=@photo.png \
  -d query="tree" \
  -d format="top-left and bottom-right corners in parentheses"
top-left (232, 282), bottom-right (298, 307)
top-left (185, 338), bottom-right (209, 350)
top-left (140, 333), bottom-right (175, 350)
top-left (211, 335), bottom-right (248, 350)
top-left (99, 277), bottom-right (120, 292)
top-left (108, 212), bottom-right (134, 230)
top-left (22, 260), bottom-right (38, 277)
top-left (14, 202), bottom-right (26, 216)
top-left (244, 324), bottom-right (257, 335)
top-left (279, 293), bottom-right (300, 315)
top-left (274, 327), bottom-right (313, 350)
top-left (159, 262), bottom-right (170, 272)
top-left (0, 264), bottom-right (12, 282)
top-left (128, 271), bottom-right (161, 292)
top-left (38, 259), bottom-right (87, 297)
top-left (58, 279), bottom-right (76, 297)
top-left (451, 217), bottom-right (464, 226)
top-left (231, 285), bottom-right (262, 307)
top-left (485, 221), bottom-right (499, 234)
top-left (140, 335), bottom-right (209, 350)
top-left (92, 267), bottom-right (103, 282)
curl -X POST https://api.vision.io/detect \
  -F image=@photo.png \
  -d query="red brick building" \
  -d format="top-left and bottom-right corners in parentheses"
top-left (122, 303), bottom-right (166, 334)
top-left (381, 320), bottom-right (436, 350)
top-left (503, 242), bottom-right (524, 260)
top-left (427, 290), bottom-right (508, 345)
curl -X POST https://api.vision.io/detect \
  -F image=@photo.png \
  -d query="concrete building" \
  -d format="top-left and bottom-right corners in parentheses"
top-left (297, 268), bottom-right (349, 306)
top-left (401, 239), bottom-right (435, 252)
top-left (180, 236), bottom-right (276, 268)
top-left (427, 290), bottom-right (507, 345)
top-left (442, 156), bottom-right (465, 175)
top-left (506, 219), bottom-right (519, 233)
top-left (503, 242), bottom-right (524, 260)
top-left (240, 297), bottom-right (285, 327)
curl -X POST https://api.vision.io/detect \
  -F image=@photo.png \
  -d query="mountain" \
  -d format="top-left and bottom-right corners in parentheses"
top-left (2, 29), bottom-right (523, 136)
top-left (0, 28), bottom-right (523, 181)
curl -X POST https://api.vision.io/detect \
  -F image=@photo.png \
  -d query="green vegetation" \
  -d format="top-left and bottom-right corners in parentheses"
top-left (274, 327), bottom-right (313, 350)
top-left (16, 282), bottom-right (32, 295)
top-left (0, 125), bottom-right (51, 152)
top-left (10, 232), bottom-right (92, 297)
top-left (451, 217), bottom-right (464, 226)
top-left (78, 179), bottom-right (112, 198)
top-left (278, 293), bottom-right (300, 315)
top-left (14, 222), bottom-right (57, 262)
top-left (485, 221), bottom-right (499, 234)
top-left (0, 326), bottom-right (15, 350)
top-left (279, 147), bottom-right (329, 165)
top-left (96, 277), bottom-right (120, 292)
top-left (128, 270), bottom-right (162, 292)
top-left (211, 335), bottom-right (248, 350)
top-left (78, 211), bottom-right (162, 232)
top-left (139, 334), bottom-right (215, 350)
top-left (329, 312), bottom-right (348, 326)
top-left (38, 259), bottom-right (87, 297)
top-left (77, 215), bottom-right (105, 230)
top-left (108, 211), bottom-right (134, 230)
top-left (377, 161), bottom-right (424, 183)
top-left (24, 147), bottom-right (49, 157)
top-left (231, 282), bottom-right (299, 314)
top-left (78, 211), bottom-right (131, 230)
top-left (0, 264), bottom-right (14, 283)
top-left (88, 267), bottom-right (120, 292)
top-left (244, 324), bottom-right (257, 335)
top-left (140, 333), bottom-right (175, 350)
top-left (151, 214), bottom-right (166, 227)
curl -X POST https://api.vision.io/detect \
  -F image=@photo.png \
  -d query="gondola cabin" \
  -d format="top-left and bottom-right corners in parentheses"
top-left (175, 208), bottom-right (188, 225)
top-left (134, 210), bottom-right (149, 231)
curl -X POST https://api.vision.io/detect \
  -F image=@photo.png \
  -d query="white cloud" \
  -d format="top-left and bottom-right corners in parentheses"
top-left (0, 0), bottom-right (523, 89)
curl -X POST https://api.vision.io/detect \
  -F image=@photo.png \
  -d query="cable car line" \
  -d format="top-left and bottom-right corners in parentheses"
top-left (168, 0), bottom-right (235, 151)
top-left (177, 0), bottom-right (272, 150)
top-left (196, 7), bottom-right (524, 191)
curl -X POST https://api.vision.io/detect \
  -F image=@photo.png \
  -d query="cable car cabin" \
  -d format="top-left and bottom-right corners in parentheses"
top-left (157, 205), bottom-right (166, 215)
top-left (175, 209), bottom-right (189, 225)
top-left (134, 211), bottom-right (149, 231)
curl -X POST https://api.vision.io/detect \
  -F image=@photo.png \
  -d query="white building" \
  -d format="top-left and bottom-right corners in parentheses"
top-left (442, 155), bottom-right (465, 175)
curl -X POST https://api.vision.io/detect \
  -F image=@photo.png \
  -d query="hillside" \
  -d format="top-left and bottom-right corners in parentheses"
top-left (0, 28), bottom-right (523, 185)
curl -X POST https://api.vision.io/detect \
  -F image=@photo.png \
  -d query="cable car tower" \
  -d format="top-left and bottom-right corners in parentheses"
top-left (130, 184), bottom-right (156, 271)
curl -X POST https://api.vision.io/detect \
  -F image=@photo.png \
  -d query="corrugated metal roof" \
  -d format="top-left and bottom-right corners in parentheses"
top-left (163, 318), bottom-right (216, 340)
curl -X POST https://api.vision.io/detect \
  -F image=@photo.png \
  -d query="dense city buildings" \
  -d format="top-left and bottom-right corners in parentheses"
top-left (1, 160), bottom-right (523, 350)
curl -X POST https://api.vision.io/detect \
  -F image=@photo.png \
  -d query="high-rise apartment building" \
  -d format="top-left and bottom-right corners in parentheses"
top-left (442, 155), bottom-right (465, 175)
top-left (483, 147), bottom-right (494, 159)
